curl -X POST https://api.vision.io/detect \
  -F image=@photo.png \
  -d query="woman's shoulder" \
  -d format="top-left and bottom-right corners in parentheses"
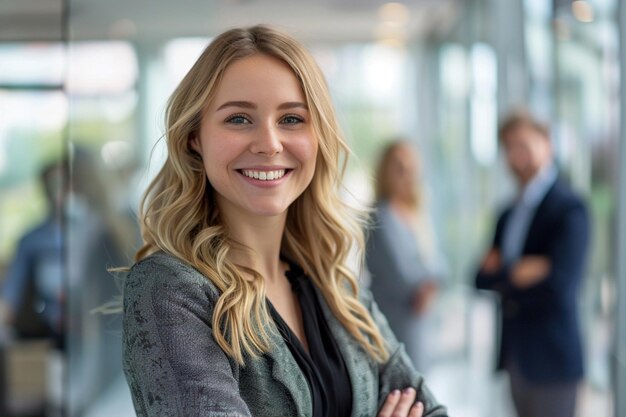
top-left (129, 250), bottom-right (199, 276)
top-left (125, 251), bottom-right (220, 302)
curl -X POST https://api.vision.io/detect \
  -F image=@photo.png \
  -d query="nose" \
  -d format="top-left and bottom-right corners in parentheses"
top-left (250, 123), bottom-right (283, 156)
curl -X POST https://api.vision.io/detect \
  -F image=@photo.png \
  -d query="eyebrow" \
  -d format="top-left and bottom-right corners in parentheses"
top-left (216, 101), bottom-right (308, 111)
top-left (277, 102), bottom-right (308, 110)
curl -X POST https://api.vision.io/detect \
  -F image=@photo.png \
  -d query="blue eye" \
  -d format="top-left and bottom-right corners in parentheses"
top-left (225, 114), bottom-right (251, 124)
top-left (281, 115), bottom-right (304, 125)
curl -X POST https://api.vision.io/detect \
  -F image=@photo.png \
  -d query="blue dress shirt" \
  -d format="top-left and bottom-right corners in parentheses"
top-left (501, 164), bottom-right (558, 266)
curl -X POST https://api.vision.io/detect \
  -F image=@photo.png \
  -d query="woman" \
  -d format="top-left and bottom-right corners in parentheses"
top-left (122, 26), bottom-right (447, 417)
top-left (367, 141), bottom-right (446, 373)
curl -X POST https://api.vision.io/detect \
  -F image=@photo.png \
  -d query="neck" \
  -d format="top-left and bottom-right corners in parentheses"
top-left (517, 175), bottom-right (533, 188)
top-left (389, 197), bottom-right (415, 212)
top-left (221, 209), bottom-right (287, 284)
top-left (518, 162), bottom-right (551, 188)
top-left (388, 198), bottom-right (418, 225)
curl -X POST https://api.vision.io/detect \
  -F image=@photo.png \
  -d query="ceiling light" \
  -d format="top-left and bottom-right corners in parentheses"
top-left (572, 0), bottom-right (594, 23)
top-left (378, 2), bottom-right (410, 25)
top-left (376, 2), bottom-right (410, 46)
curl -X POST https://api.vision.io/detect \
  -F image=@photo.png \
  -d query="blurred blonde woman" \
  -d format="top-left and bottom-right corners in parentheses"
top-left (367, 140), bottom-right (446, 373)
top-left (122, 26), bottom-right (447, 417)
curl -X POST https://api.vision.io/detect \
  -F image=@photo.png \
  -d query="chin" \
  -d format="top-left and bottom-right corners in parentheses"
top-left (247, 203), bottom-right (290, 218)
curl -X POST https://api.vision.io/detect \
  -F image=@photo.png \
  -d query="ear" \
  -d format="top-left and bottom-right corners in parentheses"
top-left (189, 135), bottom-right (201, 154)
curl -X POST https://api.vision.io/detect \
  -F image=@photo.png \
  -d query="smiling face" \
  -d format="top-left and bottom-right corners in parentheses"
top-left (191, 53), bottom-right (318, 222)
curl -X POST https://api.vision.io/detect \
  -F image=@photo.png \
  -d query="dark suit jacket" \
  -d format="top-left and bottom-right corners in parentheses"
top-left (475, 179), bottom-right (590, 383)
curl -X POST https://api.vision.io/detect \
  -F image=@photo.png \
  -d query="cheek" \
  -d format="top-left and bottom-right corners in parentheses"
top-left (508, 148), bottom-right (529, 167)
top-left (531, 143), bottom-right (550, 163)
top-left (202, 131), bottom-right (245, 165)
top-left (293, 136), bottom-right (318, 172)
top-left (199, 141), bottom-right (233, 186)
top-left (507, 153), bottom-right (520, 167)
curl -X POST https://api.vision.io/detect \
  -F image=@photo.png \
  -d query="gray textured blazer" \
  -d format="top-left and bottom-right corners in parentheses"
top-left (122, 252), bottom-right (448, 417)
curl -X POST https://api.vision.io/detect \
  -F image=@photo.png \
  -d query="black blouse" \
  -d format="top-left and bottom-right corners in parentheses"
top-left (267, 262), bottom-right (353, 417)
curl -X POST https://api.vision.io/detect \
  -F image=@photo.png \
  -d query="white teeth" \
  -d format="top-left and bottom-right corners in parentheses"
top-left (241, 169), bottom-right (286, 181)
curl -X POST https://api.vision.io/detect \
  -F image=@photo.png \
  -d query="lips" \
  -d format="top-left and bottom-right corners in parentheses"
top-left (236, 168), bottom-right (293, 182)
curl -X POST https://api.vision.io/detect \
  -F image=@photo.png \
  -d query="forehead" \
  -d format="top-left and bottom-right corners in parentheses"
top-left (213, 53), bottom-right (304, 101)
top-left (503, 125), bottom-right (547, 145)
top-left (390, 145), bottom-right (417, 162)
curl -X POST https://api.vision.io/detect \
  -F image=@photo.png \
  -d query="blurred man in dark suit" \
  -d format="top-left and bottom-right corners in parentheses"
top-left (475, 111), bottom-right (589, 417)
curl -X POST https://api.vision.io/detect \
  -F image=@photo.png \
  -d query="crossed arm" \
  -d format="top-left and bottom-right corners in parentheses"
top-left (123, 255), bottom-right (447, 417)
top-left (476, 201), bottom-right (589, 316)
top-left (480, 249), bottom-right (551, 289)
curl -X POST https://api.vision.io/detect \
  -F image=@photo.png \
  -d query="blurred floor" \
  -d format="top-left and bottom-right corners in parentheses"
top-left (84, 364), bottom-right (611, 417)
top-left (83, 373), bottom-right (133, 417)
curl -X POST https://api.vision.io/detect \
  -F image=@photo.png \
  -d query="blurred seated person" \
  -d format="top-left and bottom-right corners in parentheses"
top-left (366, 140), bottom-right (446, 372)
top-left (1, 160), bottom-right (66, 350)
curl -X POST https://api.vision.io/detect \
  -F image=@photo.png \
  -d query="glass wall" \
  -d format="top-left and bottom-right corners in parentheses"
top-left (0, 44), bottom-right (66, 264)
top-left (65, 40), bottom-right (141, 416)
top-left (0, 41), bottom-right (67, 417)
top-left (535, 0), bottom-right (618, 414)
top-left (0, 0), bottom-right (623, 415)
top-left (63, 0), bottom-right (626, 415)
top-left (617, 0), bottom-right (626, 411)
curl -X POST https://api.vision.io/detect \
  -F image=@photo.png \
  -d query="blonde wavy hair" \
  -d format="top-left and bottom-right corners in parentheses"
top-left (136, 25), bottom-right (389, 365)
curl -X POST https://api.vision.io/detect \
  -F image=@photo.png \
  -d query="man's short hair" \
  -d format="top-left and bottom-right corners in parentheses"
top-left (498, 110), bottom-right (550, 142)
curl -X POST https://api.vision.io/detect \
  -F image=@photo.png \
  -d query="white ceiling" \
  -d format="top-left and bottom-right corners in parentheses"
top-left (0, 0), bottom-right (462, 44)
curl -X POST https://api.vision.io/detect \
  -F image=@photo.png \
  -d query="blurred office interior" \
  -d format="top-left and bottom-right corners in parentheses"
top-left (0, 0), bottom-right (625, 416)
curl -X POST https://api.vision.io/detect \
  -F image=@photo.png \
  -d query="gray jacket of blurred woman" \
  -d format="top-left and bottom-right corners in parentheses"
top-left (366, 202), bottom-right (445, 372)
top-left (122, 251), bottom-right (448, 417)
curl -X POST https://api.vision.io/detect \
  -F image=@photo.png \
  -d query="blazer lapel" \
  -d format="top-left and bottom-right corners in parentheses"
top-left (523, 181), bottom-right (557, 253)
top-left (264, 327), bottom-right (313, 417)
top-left (313, 286), bottom-right (378, 417)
